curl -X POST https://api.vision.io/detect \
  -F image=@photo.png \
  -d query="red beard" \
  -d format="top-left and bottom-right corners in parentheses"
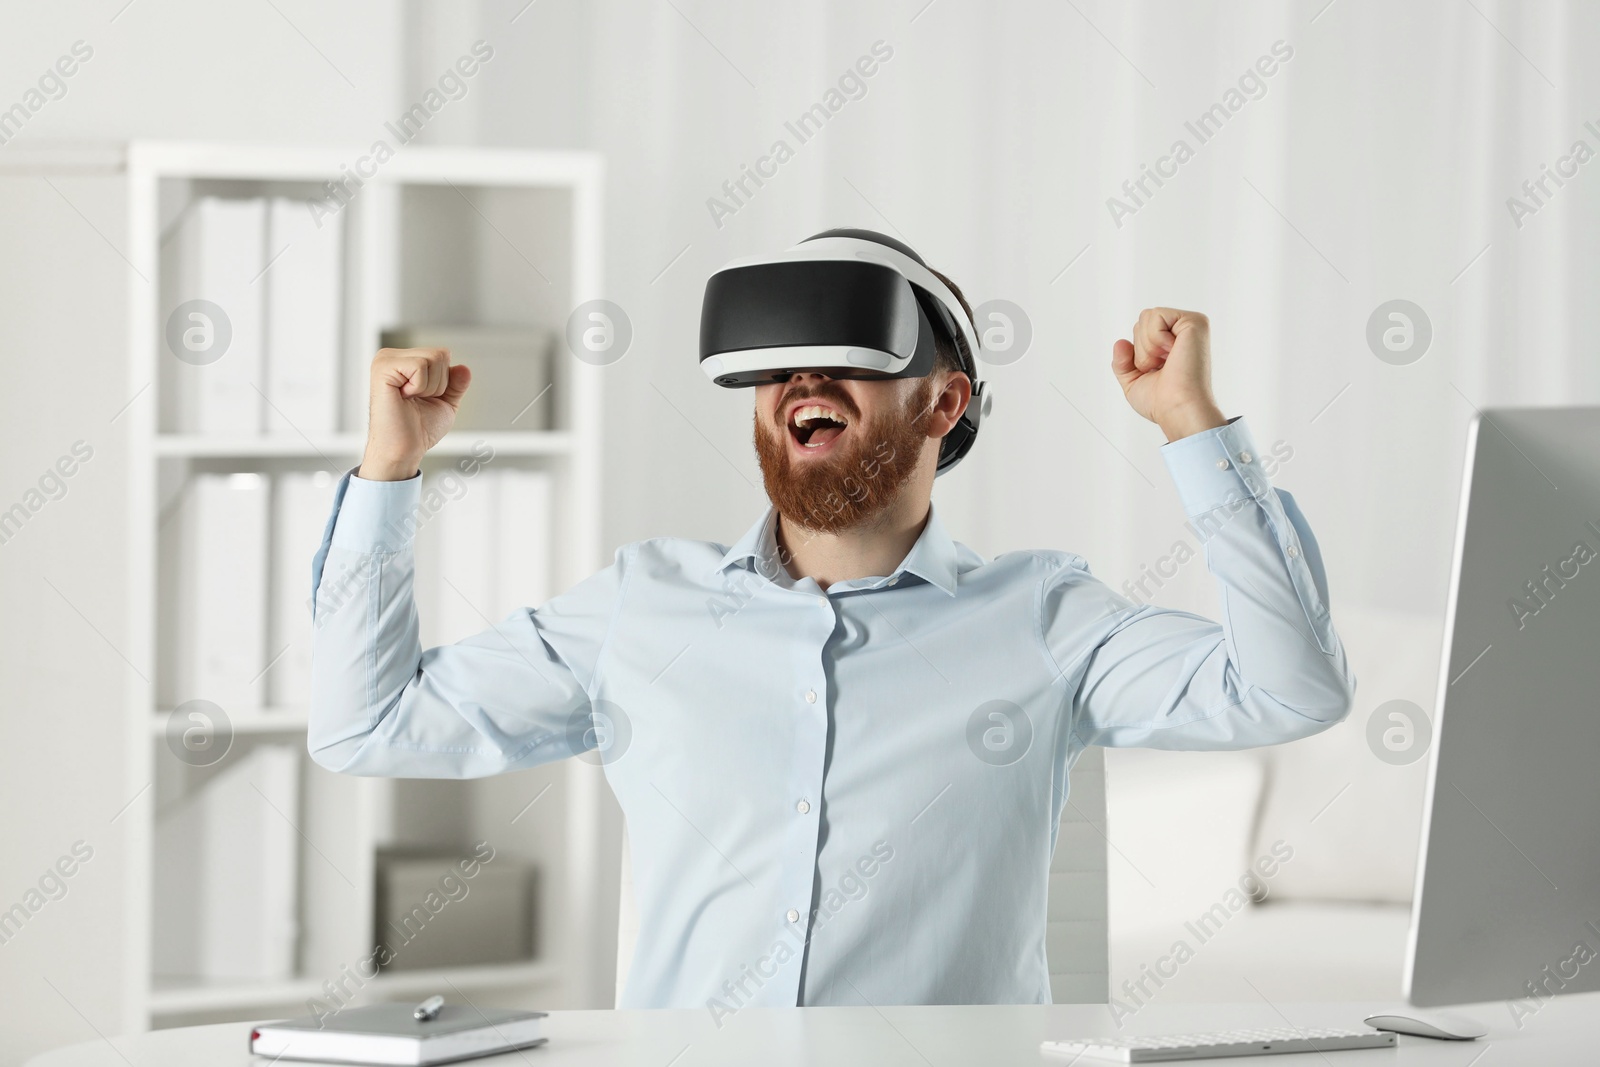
top-left (753, 376), bottom-right (936, 535)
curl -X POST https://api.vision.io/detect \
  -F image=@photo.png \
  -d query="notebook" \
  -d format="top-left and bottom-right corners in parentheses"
top-left (249, 1003), bottom-right (547, 1065)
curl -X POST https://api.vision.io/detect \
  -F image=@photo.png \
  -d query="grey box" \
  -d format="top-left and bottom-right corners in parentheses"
top-left (375, 851), bottom-right (536, 971)
top-left (379, 326), bottom-right (555, 432)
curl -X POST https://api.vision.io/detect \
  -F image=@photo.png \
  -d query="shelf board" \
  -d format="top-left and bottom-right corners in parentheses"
top-left (154, 431), bottom-right (573, 459)
top-left (148, 959), bottom-right (558, 1015)
top-left (131, 141), bottom-right (602, 187)
top-left (151, 708), bottom-right (309, 735)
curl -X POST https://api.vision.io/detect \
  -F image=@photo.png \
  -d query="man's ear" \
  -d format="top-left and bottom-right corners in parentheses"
top-left (938, 370), bottom-right (972, 432)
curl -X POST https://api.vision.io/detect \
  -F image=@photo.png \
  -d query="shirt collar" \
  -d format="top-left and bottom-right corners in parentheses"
top-left (708, 499), bottom-right (960, 596)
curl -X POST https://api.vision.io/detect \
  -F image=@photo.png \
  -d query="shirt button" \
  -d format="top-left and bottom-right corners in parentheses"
top-left (1287, 545), bottom-right (1300, 558)
top-left (1239, 451), bottom-right (1253, 464)
top-left (786, 909), bottom-right (800, 923)
top-left (796, 799), bottom-right (811, 814)
top-left (805, 689), bottom-right (817, 703)
top-left (1215, 458), bottom-right (1230, 471)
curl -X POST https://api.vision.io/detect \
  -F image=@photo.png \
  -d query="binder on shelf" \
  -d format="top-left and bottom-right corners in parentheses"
top-left (271, 470), bottom-right (335, 709)
top-left (433, 466), bottom-right (498, 646)
top-left (163, 197), bottom-right (267, 435)
top-left (263, 198), bottom-right (342, 437)
top-left (495, 469), bottom-right (554, 616)
top-left (175, 472), bottom-right (269, 711)
top-left (153, 743), bottom-right (301, 981)
top-left (417, 468), bottom-right (556, 647)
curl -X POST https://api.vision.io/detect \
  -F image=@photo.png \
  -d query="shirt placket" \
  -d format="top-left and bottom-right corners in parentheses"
top-left (755, 581), bottom-right (836, 1006)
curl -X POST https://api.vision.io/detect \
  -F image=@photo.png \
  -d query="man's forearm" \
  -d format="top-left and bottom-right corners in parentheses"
top-left (307, 469), bottom-right (427, 772)
top-left (1160, 418), bottom-right (1355, 724)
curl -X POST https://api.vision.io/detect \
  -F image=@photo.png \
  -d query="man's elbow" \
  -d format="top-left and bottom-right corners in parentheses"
top-left (305, 696), bottom-right (369, 774)
top-left (307, 684), bottom-right (406, 774)
top-left (1300, 657), bottom-right (1357, 726)
top-left (1252, 659), bottom-right (1356, 742)
top-left (1318, 685), bottom-right (1356, 728)
top-left (305, 729), bottom-right (351, 774)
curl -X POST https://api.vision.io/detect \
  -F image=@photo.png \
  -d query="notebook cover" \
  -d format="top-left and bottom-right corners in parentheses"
top-left (258, 1003), bottom-right (546, 1037)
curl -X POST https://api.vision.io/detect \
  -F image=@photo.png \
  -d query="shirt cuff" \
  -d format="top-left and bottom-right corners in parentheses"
top-left (329, 465), bottom-right (423, 552)
top-left (1158, 415), bottom-right (1274, 516)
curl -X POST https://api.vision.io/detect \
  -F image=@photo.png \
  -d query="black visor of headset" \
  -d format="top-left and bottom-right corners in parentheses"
top-left (698, 228), bottom-right (992, 475)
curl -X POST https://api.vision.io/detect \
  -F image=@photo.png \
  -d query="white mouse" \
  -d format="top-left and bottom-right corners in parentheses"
top-left (1363, 1010), bottom-right (1486, 1041)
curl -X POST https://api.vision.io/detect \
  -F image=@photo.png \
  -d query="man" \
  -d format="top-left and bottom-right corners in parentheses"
top-left (307, 234), bottom-right (1354, 1014)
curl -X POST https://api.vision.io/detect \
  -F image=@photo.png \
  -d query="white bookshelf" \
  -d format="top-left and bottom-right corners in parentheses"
top-left (110, 142), bottom-right (609, 1031)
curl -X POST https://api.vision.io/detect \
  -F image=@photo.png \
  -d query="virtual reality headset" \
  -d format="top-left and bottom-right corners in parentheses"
top-left (699, 228), bottom-right (992, 475)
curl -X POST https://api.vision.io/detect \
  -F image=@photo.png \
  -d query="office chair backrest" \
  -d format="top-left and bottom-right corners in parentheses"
top-left (613, 746), bottom-right (1110, 1005)
top-left (1048, 745), bottom-right (1110, 1001)
top-left (615, 823), bottom-right (640, 1006)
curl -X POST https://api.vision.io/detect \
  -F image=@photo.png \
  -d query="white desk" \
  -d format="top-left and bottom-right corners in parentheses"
top-left (25, 996), bottom-right (1599, 1065)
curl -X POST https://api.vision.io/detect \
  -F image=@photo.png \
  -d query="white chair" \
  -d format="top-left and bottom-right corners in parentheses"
top-left (1048, 746), bottom-right (1110, 1001)
top-left (614, 747), bottom-right (1110, 1005)
top-left (614, 823), bottom-right (640, 1006)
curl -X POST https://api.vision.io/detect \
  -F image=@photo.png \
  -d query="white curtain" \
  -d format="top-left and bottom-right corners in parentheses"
top-left (530, 0), bottom-right (1599, 606)
top-left (476, 0), bottom-right (1597, 935)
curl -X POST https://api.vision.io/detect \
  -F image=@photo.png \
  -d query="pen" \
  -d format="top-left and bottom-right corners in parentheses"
top-left (413, 995), bottom-right (445, 1022)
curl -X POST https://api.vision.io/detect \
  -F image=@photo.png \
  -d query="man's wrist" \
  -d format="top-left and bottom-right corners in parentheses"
top-left (358, 454), bottom-right (422, 481)
top-left (1158, 401), bottom-right (1228, 443)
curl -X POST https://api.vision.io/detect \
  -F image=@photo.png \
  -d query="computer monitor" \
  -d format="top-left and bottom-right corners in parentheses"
top-left (1405, 406), bottom-right (1600, 1008)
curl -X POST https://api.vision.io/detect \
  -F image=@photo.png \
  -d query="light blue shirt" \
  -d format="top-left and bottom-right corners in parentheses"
top-left (307, 416), bottom-right (1354, 1011)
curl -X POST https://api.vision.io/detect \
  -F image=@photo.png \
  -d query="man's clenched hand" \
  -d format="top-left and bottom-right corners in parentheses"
top-left (1111, 308), bottom-right (1228, 443)
top-left (358, 348), bottom-right (472, 481)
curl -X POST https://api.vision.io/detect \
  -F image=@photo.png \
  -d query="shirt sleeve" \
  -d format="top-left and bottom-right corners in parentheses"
top-left (306, 466), bottom-right (630, 776)
top-left (1042, 417), bottom-right (1357, 750)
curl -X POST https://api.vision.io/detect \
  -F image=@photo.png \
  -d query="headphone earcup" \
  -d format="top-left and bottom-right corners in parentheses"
top-left (936, 413), bottom-right (975, 474)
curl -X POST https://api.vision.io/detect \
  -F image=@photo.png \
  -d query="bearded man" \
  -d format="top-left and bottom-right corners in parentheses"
top-left (308, 230), bottom-right (1353, 1011)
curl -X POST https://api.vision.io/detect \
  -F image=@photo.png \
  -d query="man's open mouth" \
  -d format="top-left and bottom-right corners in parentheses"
top-left (788, 404), bottom-right (849, 449)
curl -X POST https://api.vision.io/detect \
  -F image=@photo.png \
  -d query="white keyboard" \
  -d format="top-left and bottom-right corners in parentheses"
top-left (1041, 1026), bottom-right (1397, 1062)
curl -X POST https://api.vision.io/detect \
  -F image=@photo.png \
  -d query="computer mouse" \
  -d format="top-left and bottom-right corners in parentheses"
top-left (1363, 1010), bottom-right (1486, 1041)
